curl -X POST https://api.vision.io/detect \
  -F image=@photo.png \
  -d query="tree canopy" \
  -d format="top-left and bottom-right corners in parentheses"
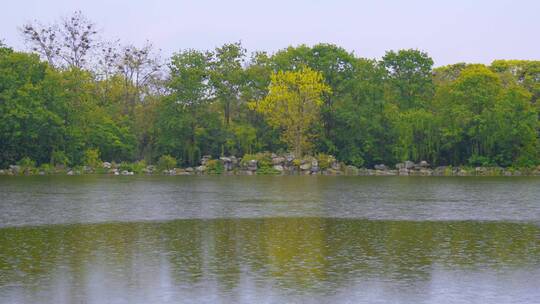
top-left (1, 13), bottom-right (538, 169)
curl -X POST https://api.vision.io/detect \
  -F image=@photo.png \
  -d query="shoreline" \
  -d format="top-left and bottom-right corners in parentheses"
top-left (2, 154), bottom-right (540, 177)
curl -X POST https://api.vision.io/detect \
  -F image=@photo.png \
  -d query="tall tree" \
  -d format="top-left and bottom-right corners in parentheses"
top-left (382, 49), bottom-right (434, 110)
top-left (117, 42), bottom-right (162, 113)
top-left (210, 42), bottom-right (246, 127)
top-left (21, 11), bottom-right (98, 69)
top-left (250, 67), bottom-right (330, 157)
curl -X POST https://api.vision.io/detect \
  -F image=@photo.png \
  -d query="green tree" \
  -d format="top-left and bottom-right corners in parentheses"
top-left (251, 67), bottom-right (330, 157)
top-left (157, 49), bottom-right (224, 165)
top-left (382, 49), bottom-right (434, 110)
top-left (210, 42), bottom-right (246, 127)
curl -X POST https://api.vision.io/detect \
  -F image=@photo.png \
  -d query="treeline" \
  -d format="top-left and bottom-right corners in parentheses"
top-left (1, 12), bottom-right (539, 169)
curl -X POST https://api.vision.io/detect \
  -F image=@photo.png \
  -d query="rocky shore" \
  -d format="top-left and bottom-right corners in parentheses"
top-left (2, 153), bottom-right (540, 177)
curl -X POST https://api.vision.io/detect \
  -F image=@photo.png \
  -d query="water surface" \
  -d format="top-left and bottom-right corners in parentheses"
top-left (0, 176), bottom-right (539, 303)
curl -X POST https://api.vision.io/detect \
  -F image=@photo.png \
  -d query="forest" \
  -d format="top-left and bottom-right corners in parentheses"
top-left (1, 12), bottom-right (539, 169)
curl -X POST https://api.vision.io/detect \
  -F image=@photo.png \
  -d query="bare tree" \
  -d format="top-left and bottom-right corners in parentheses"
top-left (21, 11), bottom-right (98, 69)
top-left (117, 41), bottom-right (163, 111)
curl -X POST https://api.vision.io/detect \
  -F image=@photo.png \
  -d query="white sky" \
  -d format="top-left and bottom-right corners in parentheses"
top-left (1, 0), bottom-right (539, 66)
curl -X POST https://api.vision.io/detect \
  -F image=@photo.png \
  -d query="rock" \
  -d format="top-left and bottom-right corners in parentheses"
top-left (419, 161), bottom-right (429, 168)
top-left (398, 168), bottom-right (409, 176)
top-left (272, 157), bottom-right (285, 165)
top-left (200, 155), bottom-right (212, 166)
top-left (0, 170), bottom-right (4, 175)
top-left (102, 162), bottom-right (112, 169)
top-left (185, 167), bottom-right (194, 172)
top-left (196, 165), bottom-right (207, 173)
top-left (121, 170), bottom-right (134, 176)
top-left (395, 163), bottom-right (405, 170)
top-left (374, 164), bottom-right (387, 171)
top-left (386, 170), bottom-right (398, 176)
top-left (273, 165), bottom-right (284, 172)
top-left (143, 165), bottom-right (155, 174)
top-left (285, 154), bottom-right (295, 164)
top-left (433, 166), bottom-right (448, 176)
top-left (345, 165), bottom-right (359, 175)
top-left (247, 160), bottom-right (258, 171)
top-left (324, 168), bottom-right (342, 176)
top-left (457, 168), bottom-right (469, 176)
top-left (404, 161), bottom-right (415, 169)
top-left (114, 171), bottom-right (120, 176)
top-left (219, 157), bottom-right (233, 171)
top-left (67, 170), bottom-right (74, 176)
top-left (311, 166), bottom-right (320, 173)
top-left (331, 162), bottom-right (341, 171)
top-left (300, 163), bottom-right (311, 171)
top-left (9, 165), bottom-right (21, 174)
top-left (38, 171), bottom-right (46, 176)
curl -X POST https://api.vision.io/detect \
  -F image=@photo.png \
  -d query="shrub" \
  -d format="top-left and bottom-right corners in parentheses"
top-left (316, 153), bottom-right (332, 170)
top-left (83, 148), bottom-right (102, 169)
top-left (468, 155), bottom-right (494, 167)
top-left (132, 160), bottom-right (147, 174)
top-left (206, 159), bottom-right (224, 174)
top-left (17, 156), bottom-right (36, 169)
top-left (51, 150), bottom-right (70, 167)
top-left (240, 152), bottom-right (273, 172)
top-left (240, 153), bottom-right (257, 167)
top-left (17, 157), bottom-right (37, 174)
top-left (38, 163), bottom-right (55, 174)
top-left (256, 153), bottom-right (273, 168)
top-left (349, 155), bottom-right (364, 168)
top-left (158, 155), bottom-right (177, 170)
top-left (119, 161), bottom-right (133, 172)
top-left (256, 166), bottom-right (280, 175)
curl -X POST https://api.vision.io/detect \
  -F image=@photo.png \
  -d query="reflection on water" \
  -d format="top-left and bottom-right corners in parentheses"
top-left (0, 176), bottom-right (540, 303)
top-left (1, 218), bottom-right (539, 304)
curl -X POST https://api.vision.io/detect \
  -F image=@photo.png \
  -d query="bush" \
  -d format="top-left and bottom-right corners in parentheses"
top-left (131, 160), bottom-right (147, 174)
top-left (17, 157), bottom-right (37, 174)
top-left (468, 155), bottom-right (494, 167)
top-left (240, 152), bottom-right (274, 172)
top-left (256, 166), bottom-right (280, 175)
top-left (158, 155), bottom-right (177, 170)
top-left (119, 161), bottom-right (133, 172)
top-left (240, 153), bottom-right (257, 167)
top-left (38, 163), bottom-right (55, 174)
top-left (206, 159), bottom-right (224, 174)
top-left (17, 156), bottom-right (36, 169)
top-left (51, 150), bottom-right (70, 167)
top-left (316, 153), bottom-right (335, 170)
top-left (83, 148), bottom-right (102, 169)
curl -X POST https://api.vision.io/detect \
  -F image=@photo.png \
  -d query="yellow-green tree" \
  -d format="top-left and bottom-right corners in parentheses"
top-left (250, 67), bottom-right (330, 157)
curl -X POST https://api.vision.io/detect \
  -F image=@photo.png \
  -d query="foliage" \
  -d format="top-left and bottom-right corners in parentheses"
top-left (51, 150), bottom-right (70, 167)
top-left (17, 157), bottom-right (36, 171)
top-left (250, 67), bottom-right (331, 157)
top-left (157, 155), bottom-right (177, 170)
top-left (0, 15), bottom-right (538, 170)
top-left (316, 153), bottom-right (334, 170)
top-left (38, 163), bottom-right (55, 174)
top-left (83, 148), bottom-right (101, 169)
top-left (206, 159), bottom-right (224, 174)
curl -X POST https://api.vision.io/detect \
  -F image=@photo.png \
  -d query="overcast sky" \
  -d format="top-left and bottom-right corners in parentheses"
top-left (1, 0), bottom-right (539, 66)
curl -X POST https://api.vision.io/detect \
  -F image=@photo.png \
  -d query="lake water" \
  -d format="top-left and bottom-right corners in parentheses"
top-left (0, 176), bottom-right (539, 303)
